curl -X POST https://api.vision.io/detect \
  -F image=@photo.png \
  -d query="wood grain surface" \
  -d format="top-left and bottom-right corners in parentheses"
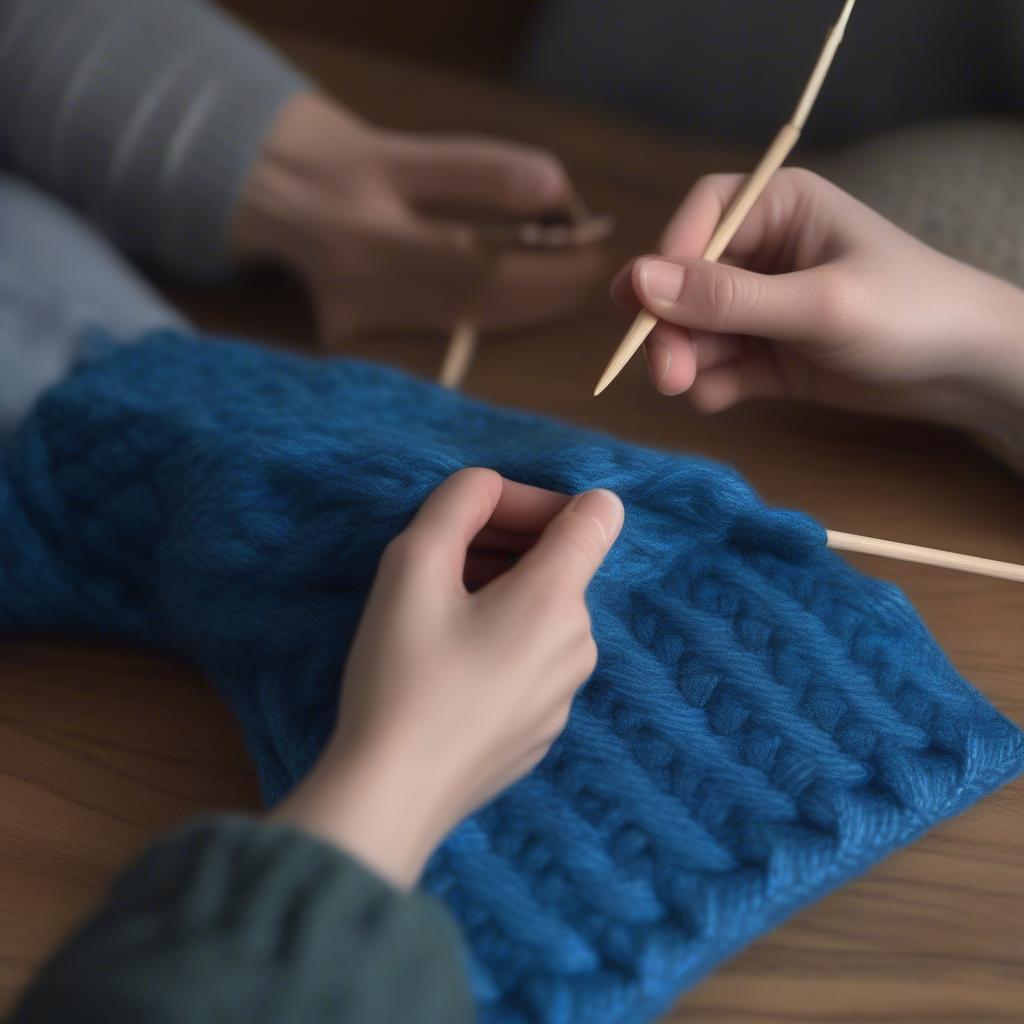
top-left (1, 33), bottom-right (1022, 1023)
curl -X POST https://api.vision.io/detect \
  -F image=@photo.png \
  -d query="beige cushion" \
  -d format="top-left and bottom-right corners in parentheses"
top-left (828, 120), bottom-right (1024, 287)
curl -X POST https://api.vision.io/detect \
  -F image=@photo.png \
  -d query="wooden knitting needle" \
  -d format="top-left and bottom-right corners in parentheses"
top-left (439, 257), bottom-right (492, 390)
top-left (440, 196), bottom-right (615, 389)
top-left (583, 0), bottom-right (1024, 585)
top-left (826, 531), bottom-right (1024, 584)
top-left (593, 0), bottom-right (858, 397)
top-left (438, 314), bottom-right (481, 390)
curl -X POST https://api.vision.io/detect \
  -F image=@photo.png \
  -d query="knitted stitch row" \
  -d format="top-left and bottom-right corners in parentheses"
top-left (1, 333), bottom-right (1021, 1023)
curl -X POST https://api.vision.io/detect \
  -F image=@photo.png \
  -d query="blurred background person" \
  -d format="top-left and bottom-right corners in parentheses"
top-left (0, 0), bottom-right (603, 432)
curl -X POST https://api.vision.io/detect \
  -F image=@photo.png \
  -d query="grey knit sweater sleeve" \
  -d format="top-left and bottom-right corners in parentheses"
top-left (0, 0), bottom-right (310, 279)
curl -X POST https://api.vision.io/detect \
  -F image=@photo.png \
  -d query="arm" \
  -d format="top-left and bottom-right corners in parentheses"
top-left (0, 0), bottom-right (308, 280)
top-left (8, 817), bottom-right (473, 1024)
top-left (0, 0), bottom-right (603, 334)
top-left (9, 470), bottom-right (623, 1022)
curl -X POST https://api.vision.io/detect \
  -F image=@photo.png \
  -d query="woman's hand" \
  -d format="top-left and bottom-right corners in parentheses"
top-left (270, 468), bottom-right (623, 888)
top-left (232, 92), bottom-right (604, 343)
top-left (612, 169), bottom-right (1024, 462)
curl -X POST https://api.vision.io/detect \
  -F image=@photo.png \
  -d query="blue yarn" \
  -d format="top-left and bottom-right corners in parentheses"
top-left (1, 332), bottom-right (1021, 1023)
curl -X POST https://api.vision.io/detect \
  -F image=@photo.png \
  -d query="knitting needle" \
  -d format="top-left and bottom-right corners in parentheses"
top-left (826, 531), bottom-right (1024, 584)
top-left (439, 197), bottom-right (615, 389)
top-left (593, 0), bottom-right (858, 397)
top-left (439, 254), bottom-right (493, 390)
top-left (438, 314), bottom-right (481, 390)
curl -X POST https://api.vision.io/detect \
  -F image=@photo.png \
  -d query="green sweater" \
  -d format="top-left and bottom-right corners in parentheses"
top-left (8, 817), bottom-right (474, 1023)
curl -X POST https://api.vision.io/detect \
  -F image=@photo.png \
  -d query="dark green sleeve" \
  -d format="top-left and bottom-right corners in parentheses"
top-left (7, 816), bottom-right (474, 1024)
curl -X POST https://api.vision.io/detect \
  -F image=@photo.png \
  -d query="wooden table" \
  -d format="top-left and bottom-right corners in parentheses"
top-left (2, 35), bottom-right (1022, 1024)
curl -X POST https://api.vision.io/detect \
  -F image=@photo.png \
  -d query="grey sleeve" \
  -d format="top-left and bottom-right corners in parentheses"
top-left (0, 0), bottom-right (311, 280)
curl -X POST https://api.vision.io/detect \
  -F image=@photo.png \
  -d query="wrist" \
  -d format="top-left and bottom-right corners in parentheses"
top-left (228, 91), bottom-right (370, 268)
top-left (268, 732), bottom-right (454, 890)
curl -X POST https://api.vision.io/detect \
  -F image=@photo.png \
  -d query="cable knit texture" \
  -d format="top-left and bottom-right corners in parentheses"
top-left (1, 333), bottom-right (1022, 1023)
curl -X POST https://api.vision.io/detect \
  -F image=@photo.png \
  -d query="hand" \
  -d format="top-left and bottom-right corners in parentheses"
top-left (232, 92), bottom-right (605, 343)
top-left (611, 169), bottom-right (1024, 464)
top-left (270, 468), bottom-right (623, 888)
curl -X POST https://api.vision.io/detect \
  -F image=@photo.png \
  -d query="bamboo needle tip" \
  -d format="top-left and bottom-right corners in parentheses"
top-left (593, 311), bottom-right (658, 396)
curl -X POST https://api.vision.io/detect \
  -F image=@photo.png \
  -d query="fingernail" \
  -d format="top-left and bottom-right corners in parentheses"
top-left (641, 259), bottom-right (685, 303)
top-left (571, 489), bottom-right (624, 544)
top-left (648, 339), bottom-right (672, 388)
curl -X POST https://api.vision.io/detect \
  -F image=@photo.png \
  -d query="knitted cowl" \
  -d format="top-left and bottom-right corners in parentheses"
top-left (1, 333), bottom-right (1021, 1023)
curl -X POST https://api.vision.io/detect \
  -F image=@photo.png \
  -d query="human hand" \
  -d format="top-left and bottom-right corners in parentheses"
top-left (232, 92), bottom-right (605, 343)
top-left (270, 468), bottom-right (623, 888)
top-left (611, 169), bottom-right (1024, 456)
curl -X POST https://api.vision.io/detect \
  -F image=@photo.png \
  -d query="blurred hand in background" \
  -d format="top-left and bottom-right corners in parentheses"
top-left (231, 92), bottom-right (605, 344)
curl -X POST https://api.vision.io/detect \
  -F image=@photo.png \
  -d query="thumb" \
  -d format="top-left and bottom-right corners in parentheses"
top-left (632, 256), bottom-right (837, 346)
top-left (512, 489), bottom-right (624, 594)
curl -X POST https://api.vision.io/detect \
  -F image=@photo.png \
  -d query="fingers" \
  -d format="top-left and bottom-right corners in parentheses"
top-left (684, 343), bottom-right (787, 413)
top-left (398, 468), bottom-right (504, 585)
top-left (630, 255), bottom-right (840, 347)
top-left (332, 212), bottom-right (604, 335)
top-left (645, 322), bottom-right (697, 394)
top-left (511, 489), bottom-right (624, 594)
top-left (467, 480), bottom-right (573, 571)
top-left (394, 210), bottom-right (605, 333)
top-left (610, 258), bottom-right (642, 313)
top-left (475, 245), bottom-right (606, 331)
top-left (395, 471), bottom-right (576, 590)
top-left (383, 134), bottom-right (572, 216)
top-left (658, 167), bottom-right (837, 263)
top-left (660, 173), bottom-right (747, 258)
top-left (476, 477), bottom-right (571, 536)
top-left (464, 548), bottom-right (519, 591)
top-left (646, 325), bottom-right (744, 396)
top-left (610, 168), bottom-right (867, 403)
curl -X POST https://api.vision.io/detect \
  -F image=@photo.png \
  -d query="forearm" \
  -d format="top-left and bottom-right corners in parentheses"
top-left (8, 816), bottom-right (473, 1024)
top-left (0, 0), bottom-right (309, 280)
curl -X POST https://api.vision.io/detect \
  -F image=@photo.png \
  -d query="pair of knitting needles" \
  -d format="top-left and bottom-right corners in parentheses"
top-left (587, 0), bottom-right (1024, 587)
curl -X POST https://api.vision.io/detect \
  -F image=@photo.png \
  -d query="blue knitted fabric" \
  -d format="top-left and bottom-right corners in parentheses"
top-left (1, 333), bottom-right (1022, 1023)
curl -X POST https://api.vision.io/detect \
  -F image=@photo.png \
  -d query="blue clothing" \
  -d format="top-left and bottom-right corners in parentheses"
top-left (0, 173), bottom-right (184, 433)
top-left (2, 332), bottom-right (1021, 1023)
